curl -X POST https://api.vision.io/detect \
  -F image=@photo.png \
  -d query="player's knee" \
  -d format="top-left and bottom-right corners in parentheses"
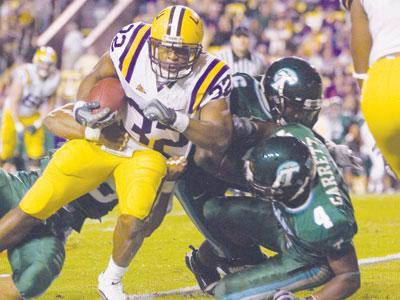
top-left (118, 214), bottom-right (147, 239)
top-left (26, 147), bottom-right (44, 160)
top-left (15, 263), bottom-right (54, 298)
top-left (19, 178), bottom-right (56, 220)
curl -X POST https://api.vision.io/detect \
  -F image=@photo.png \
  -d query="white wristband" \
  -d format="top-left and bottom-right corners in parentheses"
top-left (171, 112), bottom-right (190, 133)
top-left (84, 127), bottom-right (101, 141)
top-left (352, 72), bottom-right (368, 80)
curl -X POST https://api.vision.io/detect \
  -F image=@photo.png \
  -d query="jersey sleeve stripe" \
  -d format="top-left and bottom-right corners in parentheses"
top-left (118, 24), bottom-right (139, 69)
top-left (189, 59), bottom-right (218, 112)
top-left (191, 61), bottom-right (228, 113)
top-left (121, 24), bottom-right (151, 82)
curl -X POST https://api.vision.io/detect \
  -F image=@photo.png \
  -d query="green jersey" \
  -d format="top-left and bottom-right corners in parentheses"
top-left (230, 73), bottom-right (273, 121)
top-left (272, 123), bottom-right (357, 263)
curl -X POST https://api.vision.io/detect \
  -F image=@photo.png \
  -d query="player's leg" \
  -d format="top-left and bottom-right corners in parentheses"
top-left (202, 196), bottom-right (283, 254)
top-left (361, 57), bottom-right (400, 177)
top-left (0, 168), bottom-right (42, 251)
top-left (214, 253), bottom-right (333, 300)
top-left (185, 196), bottom-right (282, 293)
top-left (23, 125), bottom-right (45, 166)
top-left (143, 184), bottom-right (174, 238)
top-left (0, 168), bottom-right (25, 299)
top-left (0, 140), bottom-right (116, 251)
top-left (99, 149), bottom-right (167, 299)
top-left (7, 229), bottom-right (65, 299)
top-left (0, 110), bottom-right (17, 161)
top-left (175, 160), bottom-right (232, 258)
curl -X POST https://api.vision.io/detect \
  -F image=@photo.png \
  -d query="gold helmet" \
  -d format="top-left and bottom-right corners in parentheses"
top-left (33, 46), bottom-right (57, 78)
top-left (149, 5), bottom-right (204, 80)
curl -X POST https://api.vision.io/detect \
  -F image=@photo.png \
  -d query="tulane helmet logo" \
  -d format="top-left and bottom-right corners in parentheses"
top-left (271, 68), bottom-right (298, 96)
top-left (272, 161), bottom-right (300, 188)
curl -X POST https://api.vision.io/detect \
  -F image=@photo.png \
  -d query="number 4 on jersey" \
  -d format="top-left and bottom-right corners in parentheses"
top-left (314, 206), bottom-right (333, 229)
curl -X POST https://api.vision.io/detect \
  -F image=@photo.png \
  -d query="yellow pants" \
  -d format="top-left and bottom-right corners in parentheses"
top-left (361, 56), bottom-right (400, 177)
top-left (19, 139), bottom-right (167, 220)
top-left (0, 111), bottom-right (45, 160)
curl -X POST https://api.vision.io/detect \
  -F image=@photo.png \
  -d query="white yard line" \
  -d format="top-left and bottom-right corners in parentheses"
top-left (358, 252), bottom-right (400, 266)
top-left (128, 252), bottom-right (400, 299)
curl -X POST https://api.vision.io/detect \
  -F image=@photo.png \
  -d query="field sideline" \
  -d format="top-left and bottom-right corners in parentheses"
top-left (1, 194), bottom-right (399, 299)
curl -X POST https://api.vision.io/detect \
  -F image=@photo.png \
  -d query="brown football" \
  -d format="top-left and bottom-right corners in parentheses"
top-left (87, 77), bottom-right (126, 113)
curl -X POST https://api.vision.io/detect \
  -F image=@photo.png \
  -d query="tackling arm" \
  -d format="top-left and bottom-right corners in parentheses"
top-left (44, 104), bottom-right (128, 151)
top-left (350, 0), bottom-right (372, 88)
top-left (184, 99), bottom-right (232, 153)
top-left (194, 120), bottom-right (279, 185)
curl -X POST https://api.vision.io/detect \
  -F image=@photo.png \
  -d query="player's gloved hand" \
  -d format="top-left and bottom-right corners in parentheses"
top-left (143, 99), bottom-right (189, 133)
top-left (73, 100), bottom-right (116, 129)
top-left (232, 115), bottom-right (258, 140)
top-left (144, 99), bottom-right (176, 124)
top-left (26, 119), bottom-right (42, 135)
top-left (15, 122), bottom-right (24, 134)
top-left (273, 290), bottom-right (297, 300)
top-left (326, 141), bottom-right (363, 170)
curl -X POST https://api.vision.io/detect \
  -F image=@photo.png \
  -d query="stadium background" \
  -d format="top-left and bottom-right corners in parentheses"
top-left (0, 0), bottom-right (399, 298)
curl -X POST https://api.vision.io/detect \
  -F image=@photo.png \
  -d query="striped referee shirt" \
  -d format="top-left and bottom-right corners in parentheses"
top-left (216, 47), bottom-right (266, 76)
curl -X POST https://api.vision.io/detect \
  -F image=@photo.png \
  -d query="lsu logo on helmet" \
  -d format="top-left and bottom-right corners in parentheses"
top-left (149, 5), bottom-right (204, 80)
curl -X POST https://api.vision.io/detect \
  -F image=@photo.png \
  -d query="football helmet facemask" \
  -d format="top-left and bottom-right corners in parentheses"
top-left (245, 136), bottom-right (315, 208)
top-left (262, 56), bottom-right (322, 128)
top-left (33, 46), bottom-right (57, 79)
top-left (149, 5), bottom-right (203, 81)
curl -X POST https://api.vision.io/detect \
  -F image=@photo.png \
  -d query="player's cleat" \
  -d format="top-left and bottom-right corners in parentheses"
top-left (98, 272), bottom-right (127, 300)
top-left (185, 245), bottom-right (221, 295)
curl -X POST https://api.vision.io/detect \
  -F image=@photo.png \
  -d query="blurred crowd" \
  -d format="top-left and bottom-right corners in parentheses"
top-left (0, 0), bottom-right (397, 194)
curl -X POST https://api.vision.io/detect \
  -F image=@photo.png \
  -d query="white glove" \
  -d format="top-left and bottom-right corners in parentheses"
top-left (326, 141), bottom-right (363, 170)
top-left (73, 100), bottom-right (116, 129)
top-left (15, 122), bottom-right (24, 134)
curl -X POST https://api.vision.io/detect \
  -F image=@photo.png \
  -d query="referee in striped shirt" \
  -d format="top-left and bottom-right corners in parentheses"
top-left (216, 26), bottom-right (266, 76)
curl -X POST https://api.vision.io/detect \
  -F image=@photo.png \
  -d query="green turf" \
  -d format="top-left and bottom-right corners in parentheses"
top-left (1, 194), bottom-right (400, 299)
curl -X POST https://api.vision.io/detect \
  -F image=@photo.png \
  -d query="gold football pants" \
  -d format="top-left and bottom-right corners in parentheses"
top-left (0, 111), bottom-right (44, 160)
top-left (19, 139), bottom-right (167, 220)
top-left (361, 56), bottom-right (400, 177)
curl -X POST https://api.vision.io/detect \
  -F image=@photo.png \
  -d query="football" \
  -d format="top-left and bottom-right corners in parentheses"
top-left (87, 77), bottom-right (126, 113)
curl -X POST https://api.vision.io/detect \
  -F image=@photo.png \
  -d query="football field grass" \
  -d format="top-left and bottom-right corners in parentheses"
top-left (1, 194), bottom-right (400, 299)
